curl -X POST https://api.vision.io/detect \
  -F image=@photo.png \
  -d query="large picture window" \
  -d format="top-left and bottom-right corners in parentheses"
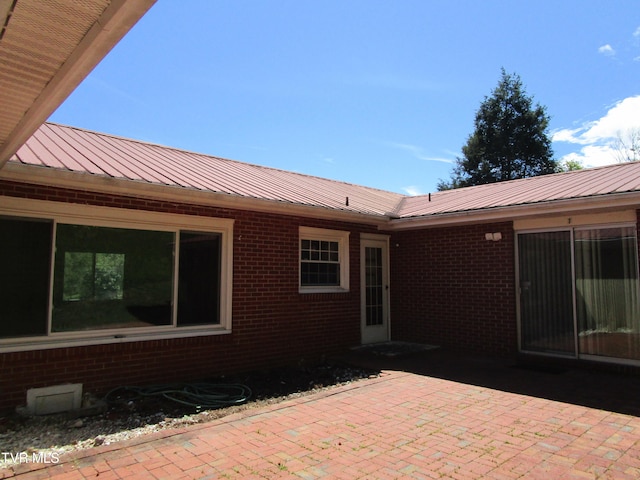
top-left (52, 225), bottom-right (175, 332)
top-left (0, 199), bottom-right (233, 349)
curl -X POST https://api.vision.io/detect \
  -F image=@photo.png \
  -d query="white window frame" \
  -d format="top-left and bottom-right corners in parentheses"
top-left (299, 226), bottom-right (350, 293)
top-left (0, 197), bottom-right (234, 352)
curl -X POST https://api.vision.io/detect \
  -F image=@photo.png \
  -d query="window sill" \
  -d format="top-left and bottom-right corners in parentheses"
top-left (0, 327), bottom-right (232, 353)
top-left (299, 286), bottom-right (350, 294)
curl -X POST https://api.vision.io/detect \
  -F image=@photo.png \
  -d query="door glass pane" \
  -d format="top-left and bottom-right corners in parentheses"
top-left (365, 246), bottom-right (383, 326)
top-left (575, 227), bottom-right (640, 360)
top-left (519, 231), bottom-right (575, 355)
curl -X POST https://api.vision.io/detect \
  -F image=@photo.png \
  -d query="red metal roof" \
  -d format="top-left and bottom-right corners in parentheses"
top-left (8, 123), bottom-right (640, 222)
top-left (395, 163), bottom-right (640, 219)
top-left (10, 123), bottom-right (404, 217)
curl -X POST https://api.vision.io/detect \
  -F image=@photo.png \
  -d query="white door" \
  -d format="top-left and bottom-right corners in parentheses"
top-left (361, 235), bottom-right (390, 344)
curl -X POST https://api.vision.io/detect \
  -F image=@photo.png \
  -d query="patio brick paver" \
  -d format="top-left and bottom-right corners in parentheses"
top-left (2, 367), bottom-right (640, 479)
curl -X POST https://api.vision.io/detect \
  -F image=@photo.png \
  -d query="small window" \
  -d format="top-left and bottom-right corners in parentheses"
top-left (299, 227), bottom-right (349, 292)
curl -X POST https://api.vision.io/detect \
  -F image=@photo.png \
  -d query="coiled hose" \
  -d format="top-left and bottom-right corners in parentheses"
top-left (104, 383), bottom-right (252, 410)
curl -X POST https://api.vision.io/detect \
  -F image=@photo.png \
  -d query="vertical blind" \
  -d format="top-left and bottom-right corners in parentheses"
top-left (519, 226), bottom-right (640, 361)
top-left (518, 231), bottom-right (574, 355)
top-left (575, 227), bottom-right (640, 360)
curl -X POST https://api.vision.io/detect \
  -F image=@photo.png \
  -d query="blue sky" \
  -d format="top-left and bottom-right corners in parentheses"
top-left (49, 0), bottom-right (640, 195)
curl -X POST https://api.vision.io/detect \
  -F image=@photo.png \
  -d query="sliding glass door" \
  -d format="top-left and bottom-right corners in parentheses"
top-left (518, 231), bottom-right (575, 355)
top-left (518, 225), bottom-right (640, 362)
top-left (575, 227), bottom-right (640, 360)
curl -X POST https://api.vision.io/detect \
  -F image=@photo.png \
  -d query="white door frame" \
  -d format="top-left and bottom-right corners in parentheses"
top-left (360, 233), bottom-right (390, 344)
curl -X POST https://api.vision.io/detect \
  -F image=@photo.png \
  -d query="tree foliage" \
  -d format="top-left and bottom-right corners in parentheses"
top-left (557, 158), bottom-right (583, 172)
top-left (438, 69), bottom-right (557, 190)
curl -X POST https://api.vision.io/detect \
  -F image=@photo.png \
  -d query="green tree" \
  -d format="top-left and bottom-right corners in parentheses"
top-left (438, 69), bottom-right (557, 190)
top-left (557, 158), bottom-right (583, 172)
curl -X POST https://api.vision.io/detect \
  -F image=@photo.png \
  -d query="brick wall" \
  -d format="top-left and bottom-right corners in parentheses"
top-left (0, 181), bottom-right (376, 411)
top-left (389, 222), bottom-right (517, 356)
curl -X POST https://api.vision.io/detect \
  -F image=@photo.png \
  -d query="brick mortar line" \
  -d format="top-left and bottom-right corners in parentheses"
top-left (4, 369), bottom-right (408, 477)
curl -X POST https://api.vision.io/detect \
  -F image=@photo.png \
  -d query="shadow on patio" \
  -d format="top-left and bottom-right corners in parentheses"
top-left (333, 342), bottom-right (640, 418)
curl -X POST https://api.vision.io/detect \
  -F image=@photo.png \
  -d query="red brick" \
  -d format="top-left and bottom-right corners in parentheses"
top-left (0, 183), bottom-right (373, 411)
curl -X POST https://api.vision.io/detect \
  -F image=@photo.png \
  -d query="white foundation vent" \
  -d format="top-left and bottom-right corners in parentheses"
top-left (25, 384), bottom-right (83, 415)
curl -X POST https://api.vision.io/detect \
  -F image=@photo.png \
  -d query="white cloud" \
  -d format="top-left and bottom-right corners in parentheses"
top-left (598, 44), bottom-right (616, 56)
top-left (402, 185), bottom-right (424, 196)
top-left (386, 142), bottom-right (454, 164)
top-left (551, 127), bottom-right (584, 143)
top-left (559, 145), bottom-right (619, 168)
top-left (634, 26), bottom-right (640, 37)
top-left (552, 95), bottom-right (640, 167)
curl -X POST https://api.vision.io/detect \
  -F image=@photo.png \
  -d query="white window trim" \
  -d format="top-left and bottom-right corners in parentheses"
top-left (299, 226), bottom-right (350, 293)
top-left (0, 197), bottom-right (234, 352)
top-left (513, 210), bottom-right (637, 231)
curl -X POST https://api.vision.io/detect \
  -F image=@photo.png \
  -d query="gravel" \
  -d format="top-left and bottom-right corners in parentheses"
top-left (0, 363), bottom-right (377, 468)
